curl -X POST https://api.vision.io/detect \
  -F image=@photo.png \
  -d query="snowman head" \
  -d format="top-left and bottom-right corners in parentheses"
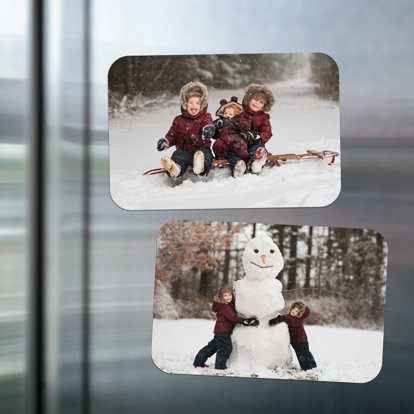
top-left (242, 234), bottom-right (284, 280)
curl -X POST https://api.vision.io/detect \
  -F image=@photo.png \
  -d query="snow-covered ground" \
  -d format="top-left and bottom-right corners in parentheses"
top-left (109, 80), bottom-right (341, 210)
top-left (152, 319), bottom-right (383, 384)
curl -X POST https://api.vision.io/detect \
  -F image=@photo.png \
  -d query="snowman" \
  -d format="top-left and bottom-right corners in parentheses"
top-left (228, 234), bottom-right (292, 370)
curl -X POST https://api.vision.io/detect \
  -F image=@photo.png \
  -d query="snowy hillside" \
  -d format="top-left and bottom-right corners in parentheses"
top-left (109, 80), bottom-right (340, 210)
top-left (152, 319), bottom-right (383, 384)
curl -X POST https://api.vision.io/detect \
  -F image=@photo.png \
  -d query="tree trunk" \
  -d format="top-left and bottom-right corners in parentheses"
top-left (277, 225), bottom-right (285, 283)
top-left (372, 232), bottom-right (385, 321)
top-left (199, 270), bottom-right (210, 297)
top-left (222, 249), bottom-right (231, 286)
top-left (251, 223), bottom-right (257, 238)
top-left (304, 226), bottom-right (313, 290)
top-left (171, 278), bottom-right (181, 301)
top-left (222, 223), bottom-right (233, 286)
top-left (287, 226), bottom-right (298, 290)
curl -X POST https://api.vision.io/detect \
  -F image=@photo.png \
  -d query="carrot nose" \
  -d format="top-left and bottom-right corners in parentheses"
top-left (261, 254), bottom-right (266, 264)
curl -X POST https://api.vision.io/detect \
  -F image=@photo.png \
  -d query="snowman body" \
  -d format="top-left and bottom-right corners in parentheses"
top-left (228, 235), bottom-right (292, 370)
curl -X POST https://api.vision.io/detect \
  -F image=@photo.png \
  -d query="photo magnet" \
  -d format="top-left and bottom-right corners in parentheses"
top-left (108, 53), bottom-right (340, 210)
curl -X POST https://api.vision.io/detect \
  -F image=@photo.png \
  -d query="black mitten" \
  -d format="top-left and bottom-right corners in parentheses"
top-left (268, 315), bottom-right (281, 326)
top-left (202, 125), bottom-right (215, 139)
top-left (157, 138), bottom-right (169, 151)
top-left (240, 131), bottom-right (255, 145)
top-left (214, 118), bottom-right (224, 129)
top-left (243, 317), bottom-right (259, 327)
top-left (251, 134), bottom-right (262, 145)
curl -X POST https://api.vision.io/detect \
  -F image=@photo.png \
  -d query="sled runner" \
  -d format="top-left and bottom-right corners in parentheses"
top-left (143, 149), bottom-right (339, 175)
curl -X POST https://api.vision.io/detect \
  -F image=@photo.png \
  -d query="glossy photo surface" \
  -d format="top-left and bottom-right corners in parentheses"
top-left (152, 221), bottom-right (387, 383)
top-left (108, 53), bottom-right (340, 210)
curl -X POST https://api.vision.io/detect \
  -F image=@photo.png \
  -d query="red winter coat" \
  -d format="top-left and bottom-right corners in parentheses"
top-left (279, 306), bottom-right (310, 345)
top-left (213, 115), bottom-right (250, 159)
top-left (165, 106), bottom-right (214, 152)
top-left (234, 104), bottom-right (272, 144)
top-left (212, 299), bottom-right (245, 334)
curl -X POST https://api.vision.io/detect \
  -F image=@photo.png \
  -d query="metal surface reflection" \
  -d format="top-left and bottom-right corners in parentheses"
top-left (0, 1), bottom-right (413, 414)
top-left (0, 1), bottom-right (30, 413)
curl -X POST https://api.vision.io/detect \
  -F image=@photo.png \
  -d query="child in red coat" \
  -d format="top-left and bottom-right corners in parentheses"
top-left (227, 84), bottom-right (276, 177)
top-left (269, 300), bottom-right (317, 371)
top-left (193, 287), bottom-right (259, 370)
top-left (157, 82), bottom-right (215, 179)
top-left (212, 97), bottom-right (250, 165)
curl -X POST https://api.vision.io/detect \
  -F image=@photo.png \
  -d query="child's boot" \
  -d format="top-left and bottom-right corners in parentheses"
top-left (233, 160), bottom-right (246, 178)
top-left (161, 156), bottom-right (181, 178)
top-left (193, 150), bottom-right (205, 175)
top-left (250, 147), bottom-right (267, 174)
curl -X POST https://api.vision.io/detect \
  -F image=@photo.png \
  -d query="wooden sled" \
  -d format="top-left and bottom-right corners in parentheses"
top-left (143, 150), bottom-right (339, 175)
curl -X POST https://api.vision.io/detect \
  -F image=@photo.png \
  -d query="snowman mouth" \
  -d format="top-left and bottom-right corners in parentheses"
top-left (250, 261), bottom-right (274, 269)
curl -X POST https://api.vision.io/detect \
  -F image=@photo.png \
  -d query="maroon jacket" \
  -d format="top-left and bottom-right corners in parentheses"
top-left (234, 104), bottom-right (272, 144)
top-left (212, 300), bottom-right (245, 334)
top-left (165, 106), bottom-right (214, 152)
top-left (214, 115), bottom-right (250, 159)
top-left (279, 306), bottom-right (310, 345)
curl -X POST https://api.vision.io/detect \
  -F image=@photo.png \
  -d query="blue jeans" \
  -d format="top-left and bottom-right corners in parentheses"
top-left (171, 147), bottom-right (214, 177)
top-left (227, 144), bottom-right (267, 175)
top-left (193, 333), bottom-right (232, 369)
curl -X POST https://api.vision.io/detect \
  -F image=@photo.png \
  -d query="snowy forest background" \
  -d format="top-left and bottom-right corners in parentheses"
top-left (154, 221), bottom-right (387, 330)
top-left (108, 53), bottom-right (339, 117)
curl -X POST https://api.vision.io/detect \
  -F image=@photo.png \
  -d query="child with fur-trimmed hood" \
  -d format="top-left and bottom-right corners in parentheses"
top-left (157, 82), bottom-right (215, 179)
top-left (269, 300), bottom-right (317, 371)
top-left (212, 96), bottom-right (251, 163)
top-left (193, 287), bottom-right (259, 370)
top-left (226, 84), bottom-right (276, 177)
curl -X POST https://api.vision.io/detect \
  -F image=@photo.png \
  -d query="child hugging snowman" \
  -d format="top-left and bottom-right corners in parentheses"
top-left (269, 300), bottom-right (317, 371)
top-left (193, 286), bottom-right (259, 370)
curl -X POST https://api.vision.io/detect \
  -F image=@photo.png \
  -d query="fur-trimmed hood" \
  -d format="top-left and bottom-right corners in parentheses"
top-left (290, 300), bottom-right (307, 318)
top-left (179, 81), bottom-right (208, 112)
top-left (215, 96), bottom-right (243, 117)
top-left (213, 295), bottom-right (235, 305)
top-left (213, 295), bottom-right (227, 304)
top-left (242, 83), bottom-right (276, 112)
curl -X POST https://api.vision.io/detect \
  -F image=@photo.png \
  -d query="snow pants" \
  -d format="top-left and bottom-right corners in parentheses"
top-left (227, 144), bottom-right (267, 176)
top-left (171, 147), bottom-right (213, 177)
top-left (292, 341), bottom-right (317, 370)
top-left (213, 137), bottom-right (249, 160)
top-left (193, 333), bottom-right (232, 369)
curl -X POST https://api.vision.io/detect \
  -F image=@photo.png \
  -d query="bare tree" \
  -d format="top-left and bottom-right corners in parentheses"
top-left (304, 226), bottom-right (313, 290)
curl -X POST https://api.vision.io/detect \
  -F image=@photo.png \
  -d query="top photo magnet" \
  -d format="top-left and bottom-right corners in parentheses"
top-left (108, 53), bottom-right (340, 210)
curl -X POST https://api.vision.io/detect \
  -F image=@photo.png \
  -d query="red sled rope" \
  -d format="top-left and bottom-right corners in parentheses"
top-left (143, 168), bottom-right (168, 176)
top-left (143, 149), bottom-right (339, 175)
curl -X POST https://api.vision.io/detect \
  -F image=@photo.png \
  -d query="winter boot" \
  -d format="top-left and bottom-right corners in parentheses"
top-left (193, 150), bottom-right (205, 175)
top-left (194, 364), bottom-right (209, 368)
top-left (233, 160), bottom-right (246, 178)
top-left (250, 147), bottom-right (267, 174)
top-left (161, 156), bottom-right (181, 178)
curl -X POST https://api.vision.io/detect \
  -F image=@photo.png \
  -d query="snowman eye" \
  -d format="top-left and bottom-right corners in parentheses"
top-left (270, 249), bottom-right (275, 254)
top-left (254, 249), bottom-right (259, 253)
